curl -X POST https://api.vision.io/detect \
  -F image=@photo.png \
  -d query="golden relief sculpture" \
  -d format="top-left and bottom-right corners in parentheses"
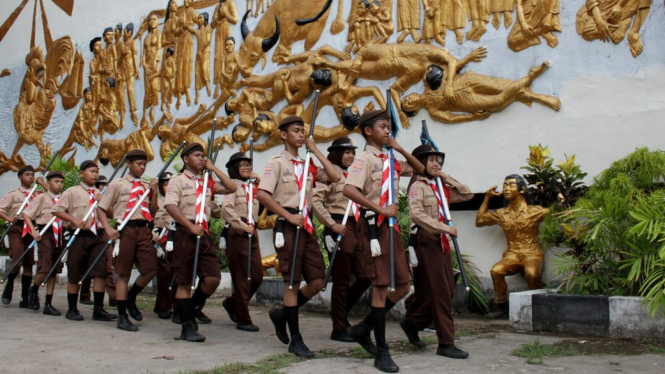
top-left (62, 88), bottom-right (98, 159)
top-left (0, 37), bottom-right (75, 173)
top-left (422, 0), bottom-right (444, 46)
top-left (345, 0), bottom-right (393, 53)
top-left (161, 46), bottom-right (177, 114)
top-left (119, 23), bottom-right (140, 127)
top-left (576, 0), bottom-right (651, 58)
top-left (220, 36), bottom-right (240, 98)
top-left (508, 0), bottom-right (561, 52)
top-left (491, 0), bottom-right (515, 29)
top-left (98, 78), bottom-right (120, 140)
top-left (191, 12), bottom-right (213, 105)
top-left (396, 0), bottom-right (421, 43)
top-left (467, 0), bottom-right (491, 42)
top-left (212, 0), bottom-right (238, 98)
top-left (96, 126), bottom-right (155, 167)
top-left (175, 0), bottom-right (198, 109)
top-left (89, 36), bottom-right (103, 109)
top-left (441, 0), bottom-right (467, 45)
top-left (401, 62), bottom-right (561, 124)
top-left (141, 14), bottom-right (162, 127)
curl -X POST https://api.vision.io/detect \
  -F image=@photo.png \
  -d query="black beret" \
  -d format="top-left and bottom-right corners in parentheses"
top-left (327, 137), bottom-right (357, 152)
top-left (225, 152), bottom-right (252, 168)
top-left (158, 172), bottom-right (173, 182)
top-left (17, 165), bottom-right (35, 176)
top-left (79, 160), bottom-right (98, 171)
top-left (97, 175), bottom-right (108, 184)
top-left (46, 171), bottom-right (65, 180)
top-left (103, 27), bottom-right (113, 35)
top-left (181, 143), bottom-right (204, 158)
top-left (89, 37), bottom-right (102, 52)
top-left (278, 115), bottom-right (304, 131)
top-left (411, 144), bottom-right (445, 163)
top-left (126, 150), bottom-right (148, 161)
top-left (358, 109), bottom-right (389, 130)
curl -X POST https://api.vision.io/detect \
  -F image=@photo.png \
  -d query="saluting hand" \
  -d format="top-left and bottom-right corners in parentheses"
top-left (486, 185), bottom-right (502, 198)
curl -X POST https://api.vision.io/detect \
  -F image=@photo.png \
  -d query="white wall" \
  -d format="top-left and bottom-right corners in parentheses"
top-left (1, 0), bottom-right (664, 285)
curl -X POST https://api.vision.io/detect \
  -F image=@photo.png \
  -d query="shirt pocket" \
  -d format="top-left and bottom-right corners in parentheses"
top-left (281, 174), bottom-right (297, 195)
top-left (181, 188), bottom-right (196, 205)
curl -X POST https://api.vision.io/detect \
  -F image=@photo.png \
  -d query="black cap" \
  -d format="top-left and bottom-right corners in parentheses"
top-left (126, 149), bottom-right (148, 161)
top-left (17, 165), bottom-right (35, 176)
top-left (411, 144), bottom-right (445, 163)
top-left (181, 143), bottom-right (204, 158)
top-left (80, 160), bottom-right (98, 171)
top-left (46, 171), bottom-right (65, 180)
top-left (89, 37), bottom-right (101, 52)
top-left (225, 152), bottom-right (252, 168)
top-left (96, 175), bottom-right (108, 184)
top-left (278, 116), bottom-right (304, 131)
top-left (327, 137), bottom-right (357, 152)
top-left (358, 110), bottom-right (389, 130)
top-left (158, 172), bottom-right (173, 182)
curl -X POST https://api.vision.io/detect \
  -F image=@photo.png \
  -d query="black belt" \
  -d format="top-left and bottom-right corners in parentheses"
top-left (175, 221), bottom-right (197, 229)
top-left (36, 224), bottom-right (47, 231)
top-left (11, 220), bottom-right (24, 226)
top-left (331, 213), bottom-right (355, 223)
top-left (284, 208), bottom-right (312, 216)
top-left (121, 220), bottom-right (152, 228)
top-left (69, 229), bottom-right (97, 238)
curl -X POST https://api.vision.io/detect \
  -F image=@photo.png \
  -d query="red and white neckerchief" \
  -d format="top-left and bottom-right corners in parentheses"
top-left (87, 188), bottom-right (98, 234)
top-left (424, 179), bottom-right (451, 254)
top-left (342, 171), bottom-right (360, 221)
top-left (290, 158), bottom-right (314, 235)
top-left (242, 181), bottom-right (258, 227)
top-left (21, 190), bottom-right (41, 237)
top-left (52, 195), bottom-right (62, 246)
top-left (122, 180), bottom-right (153, 222)
top-left (377, 153), bottom-right (401, 230)
top-left (191, 174), bottom-right (214, 235)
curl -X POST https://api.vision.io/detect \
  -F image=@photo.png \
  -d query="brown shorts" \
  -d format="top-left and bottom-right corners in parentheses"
top-left (37, 230), bottom-right (64, 275)
top-left (274, 222), bottom-right (326, 284)
top-left (171, 226), bottom-right (221, 286)
top-left (358, 217), bottom-right (410, 287)
top-left (8, 222), bottom-right (35, 268)
top-left (324, 218), bottom-right (367, 279)
top-left (66, 232), bottom-right (110, 283)
top-left (115, 226), bottom-right (158, 277)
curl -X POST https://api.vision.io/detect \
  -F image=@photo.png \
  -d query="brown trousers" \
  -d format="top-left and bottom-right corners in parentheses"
top-left (36, 230), bottom-right (64, 275)
top-left (115, 226), bottom-right (158, 277)
top-left (66, 232), bottom-right (110, 283)
top-left (224, 227), bottom-right (264, 325)
top-left (357, 217), bottom-right (410, 287)
top-left (7, 222), bottom-right (34, 271)
top-left (404, 229), bottom-right (455, 345)
top-left (172, 225), bottom-right (221, 286)
top-left (326, 219), bottom-right (371, 331)
top-left (80, 243), bottom-right (116, 300)
top-left (274, 221), bottom-right (325, 284)
top-left (154, 247), bottom-right (175, 312)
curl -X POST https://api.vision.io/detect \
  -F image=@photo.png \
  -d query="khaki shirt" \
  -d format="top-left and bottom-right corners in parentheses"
top-left (408, 175), bottom-right (473, 234)
top-left (222, 179), bottom-right (260, 231)
top-left (53, 183), bottom-right (104, 230)
top-left (99, 175), bottom-right (152, 221)
top-left (153, 196), bottom-right (171, 229)
top-left (164, 169), bottom-right (227, 221)
top-left (345, 145), bottom-right (413, 209)
top-left (312, 167), bottom-right (348, 227)
top-left (476, 202), bottom-right (549, 251)
top-left (0, 186), bottom-right (31, 218)
top-left (24, 192), bottom-right (60, 226)
top-left (258, 151), bottom-right (325, 211)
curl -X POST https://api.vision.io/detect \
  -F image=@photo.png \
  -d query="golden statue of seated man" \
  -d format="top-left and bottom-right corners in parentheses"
top-left (475, 174), bottom-right (549, 318)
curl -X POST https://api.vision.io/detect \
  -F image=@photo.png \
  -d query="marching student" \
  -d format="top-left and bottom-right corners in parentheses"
top-left (343, 110), bottom-right (424, 373)
top-left (257, 116), bottom-right (341, 357)
top-left (53, 160), bottom-right (117, 322)
top-left (402, 144), bottom-right (473, 359)
top-left (164, 143), bottom-right (237, 342)
top-left (98, 150), bottom-right (159, 331)
top-left (312, 137), bottom-right (372, 342)
top-left (153, 172), bottom-right (175, 320)
top-left (22, 171), bottom-right (67, 315)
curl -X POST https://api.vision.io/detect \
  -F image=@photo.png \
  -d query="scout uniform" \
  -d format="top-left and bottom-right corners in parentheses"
top-left (98, 150), bottom-right (158, 331)
top-left (0, 165), bottom-right (38, 307)
top-left (402, 145), bottom-right (473, 358)
top-left (23, 171), bottom-right (66, 315)
top-left (53, 160), bottom-right (117, 322)
top-left (153, 172), bottom-right (175, 320)
top-left (221, 152), bottom-right (263, 332)
top-left (312, 138), bottom-right (371, 341)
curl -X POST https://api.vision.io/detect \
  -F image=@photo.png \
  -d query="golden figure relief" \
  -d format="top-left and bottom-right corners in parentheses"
top-left (141, 14), bottom-right (162, 127)
top-left (113, 24), bottom-right (126, 128)
top-left (401, 62), bottom-right (560, 123)
top-left (467, 0), bottom-right (491, 42)
top-left (101, 26), bottom-right (118, 96)
top-left (160, 46), bottom-right (177, 114)
top-left (220, 37), bottom-right (240, 98)
top-left (89, 36), bottom-right (103, 109)
top-left (396, 0), bottom-right (421, 43)
top-left (98, 78), bottom-right (120, 139)
top-left (119, 23), bottom-right (141, 127)
top-left (262, 253), bottom-right (282, 276)
top-left (475, 175), bottom-right (549, 313)
top-left (174, 0), bottom-right (198, 109)
top-left (59, 49), bottom-right (85, 110)
top-left (440, 0), bottom-right (467, 45)
top-left (162, 0), bottom-right (180, 50)
top-left (190, 12), bottom-right (213, 105)
top-left (225, 87), bottom-right (275, 141)
top-left (211, 0), bottom-right (238, 98)
top-left (96, 126), bottom-right (155, 167)
top-left (508, 0), bottom-right (561, 52)
top-left (576, 0), bottom-right (651, 58)
top-left (0, 37), bottom-right (75, 172)
top-left (491, 0), bottom-right (515, 29)
top-left (62, 87), bottom-right (98, 159)
top-left (422, 0), bottom-right (443, 45)
top-left (311, 43), bottom-right (488, 128)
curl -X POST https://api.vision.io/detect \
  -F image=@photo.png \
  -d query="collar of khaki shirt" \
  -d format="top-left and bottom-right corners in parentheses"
top-left (364, 144), bottom-right (383, 157)
top-left (281, 150), bottom-right (302, 162)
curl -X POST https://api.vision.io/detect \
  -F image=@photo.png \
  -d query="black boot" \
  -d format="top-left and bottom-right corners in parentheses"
top-left (126, 295), bottom-right (143, 321)
top-left (288, 333), bottom-right (315, 358)
top-left (236, 324), bottom-right (259, 332)
top-left (66, 308), bottom-right (84, 321)
top-left (19, 274), bottom-right (31, 308)
top-left (28, 285), bottom-right (40, 311)
top-left (437, 344), bottom-right (469, 359)
top-left (347, 321), bottom-right (377, 356)
top-left (399, 318), bottom-right (426, 348)
top-left (180, 321), bottom-right (206, 342)
top-left (191, 285), bottom-right (212, 323)
top-left (193, 306), bottom-right (211, 324)
top-left (171, 313), bottom-right (181, 324)
top-left (222, 298), bottom-right (237, 323)
top-left (330, 329), bottom-right (355, 343)
top-left (79, 297), bottom-right (93, 305)
top-left (374, 345), bottom-right (399, 373)
top-left (117, 315), bottom-right (139, 332)
top-left (269, 307), bottom-right (289, 344)
top-left (155, 309), bottom-right (173, 319)
top-left (1, 274), bottom-right (16, 305)
top-left (487, 302), bottom-right (509, 318)
top-left (43, 303), bottom-right (61, 316)
top-left (93, 306), bottom-right (118, 321)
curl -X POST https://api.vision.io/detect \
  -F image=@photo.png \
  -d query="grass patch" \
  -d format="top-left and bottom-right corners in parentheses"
top-left (645, 345), bottom-right (665, 355)
top-left (348, 347), bottom-right (374, 359)
top-left (512, 340), bottom-right (578, 365)
top-left (181, 353), bottom-right (304, 374)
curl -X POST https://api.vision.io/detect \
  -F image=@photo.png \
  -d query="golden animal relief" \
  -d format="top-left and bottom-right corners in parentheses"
top-left (0, 0), bottom-right (653, 173)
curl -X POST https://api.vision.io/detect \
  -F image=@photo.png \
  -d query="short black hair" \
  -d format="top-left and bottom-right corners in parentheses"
top-left (505, 174), bottom-right (528, 193)
top-left (359, 0), bottom-right (370, 8)
top-left (310, 69), bottom-right (332, 87)
top-left (225, 36), bottom-right (235, 44)
top-left (401, 103), bottom-right (416, 118)
top-left (167, 46), bottom-right (175, 55)
top-left (200, 12), bottom-right (209, 26)
top-left (425, 65), bottom-right (444, 91)
top-left (115, 23), bottom-right (123, 32)
top-left (106, 77), bottom-right (116, 88)
top-left (341, 106), bottom-right (360, 132)
top-left (125, 23), bottom-right (134, 33)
